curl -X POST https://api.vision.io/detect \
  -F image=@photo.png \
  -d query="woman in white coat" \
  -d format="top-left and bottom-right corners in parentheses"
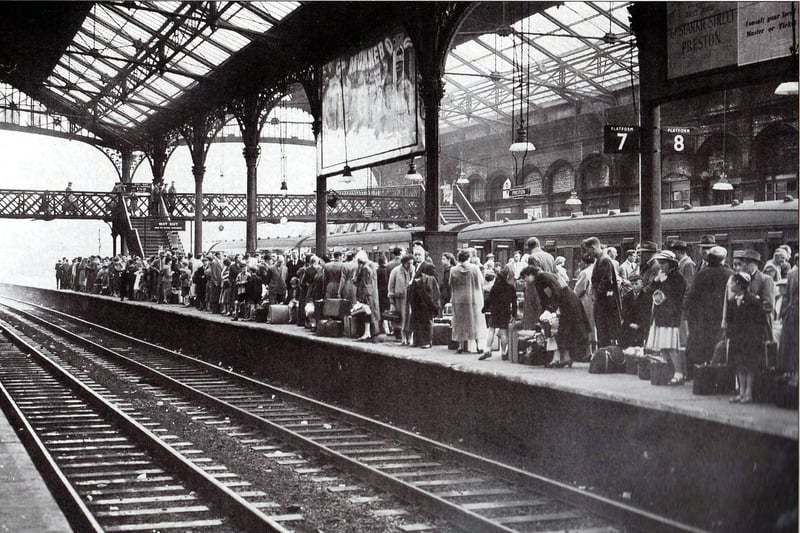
top-left (449, 249), bottom-right (486, 353)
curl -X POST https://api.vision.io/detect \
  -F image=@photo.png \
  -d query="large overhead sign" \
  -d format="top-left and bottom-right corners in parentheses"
top-left (667, 2), bottom-right (799, 78)
top-left (319, 28), bottom-right (424, 177)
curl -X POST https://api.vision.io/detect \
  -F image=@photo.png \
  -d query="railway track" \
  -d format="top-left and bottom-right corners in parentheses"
top-left (0, 297), bottom-right (705, 533)
top-left (0, 317), bottom-right (293, 532)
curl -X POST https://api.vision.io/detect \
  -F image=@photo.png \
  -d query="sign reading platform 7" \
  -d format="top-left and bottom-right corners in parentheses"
top-left (604, 125), bottom-right (640, 154)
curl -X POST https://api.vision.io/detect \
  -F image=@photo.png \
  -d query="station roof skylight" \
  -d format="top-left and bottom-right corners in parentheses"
top-left (43, 2), bottom-right (300, 132)
top-left (442, 2), bottom-right (638, 131)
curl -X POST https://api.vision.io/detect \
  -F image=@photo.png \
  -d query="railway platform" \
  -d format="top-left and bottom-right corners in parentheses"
top-left (0, 405), bottom-right (72, 532)
top-left (1, 283), bottom-right (797, 532)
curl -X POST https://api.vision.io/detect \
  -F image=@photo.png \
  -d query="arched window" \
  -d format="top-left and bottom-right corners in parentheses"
top-left (523, 168), bottom-right (544, 196)
top-left (547, 160), bottom-right (575, 194)
top-left (578, 154), bottom-right (610, 191)
top-left (753, 124), bottom-right (798, 201)
top-left (662, 154), bottom-right (692, 208)
top-left (468, 175), bottom-right (486, 203)
top-left (487, 173), bottom-right (511, 202)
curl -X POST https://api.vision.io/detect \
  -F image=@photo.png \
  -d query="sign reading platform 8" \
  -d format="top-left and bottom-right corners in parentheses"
top-left (604, 125), bottom-right (640, 154)
top-left (662, 127), bottom-right (696, 154)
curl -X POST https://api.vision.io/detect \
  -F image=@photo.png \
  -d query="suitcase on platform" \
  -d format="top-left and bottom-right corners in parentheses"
top-left (624, 354), bottom-right (639, 375)
top-left (774, 374), bottom-right (799, 409)
top-left (432, 323), bottom-right (451, 346)
top-left (692, 364), bottom-right (736, 395)
top-left (268, 304), bottom-right (290, 324)
top-left (638, 359), bottom-right (651, 380)
top-left (448, 339), bottom-right (459, 350)
top-left (344, 315), bottom-right (364, 338)
top-left (507, 328), bottom-right (519, 363)
top-left (317, 318), bottom-right (344, 338)
top-left (650, 360), bottom-right (674, 385)
top-left (323, 298), bottom-right (351, 319)
top-left (589, 346), bottom-right (625, 374)
top-left (254, 306), bottom-right (269, 323)
top-left (753, 370), bottom-right (778, 403)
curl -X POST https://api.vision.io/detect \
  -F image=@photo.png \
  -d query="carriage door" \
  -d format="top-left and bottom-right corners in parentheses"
top-left (493, 240), bottom-right (513, 267)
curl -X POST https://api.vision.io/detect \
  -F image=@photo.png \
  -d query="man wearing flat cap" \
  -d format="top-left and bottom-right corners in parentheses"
top-left (696, 234), bottom-right (716, 272)
top-left (684, 246), bottom-right (733, 372)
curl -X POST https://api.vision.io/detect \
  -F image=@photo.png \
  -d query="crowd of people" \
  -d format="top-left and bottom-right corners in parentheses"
top-left (55, 234), bottom-right (798, 403)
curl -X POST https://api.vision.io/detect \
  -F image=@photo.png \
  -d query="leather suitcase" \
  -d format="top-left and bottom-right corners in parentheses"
top-left (448, 339), bottom-right (459, 350)
top-left (432, 323), bottom-right (451, 346)
top-left (268, 304), bottom-right (290, 324)
top-left (638, 359), bottom-right (651, 380)
top-left (692, 364), bottom-right (736, 395)
top-left (753, 370), bottom-right (778, 403)
top-left (508, 328), bottom-right (519, 363)
top-left (323, 298), bottom-right (351, 319)
top-left (253, 306), bottom-right (269, 323)
top-left (519, 338), bottom-right (547, 365)
top-left (624, 355), bottom-right (639, 375)
top-left (589, 346), bottom-right (625, 374)
top-left (775, 375), bottom-right (799, 409)
top-left (650, 360), bottom-right (674, 385)
top-left (317, 318), bottom-right (344, 338)
top-left (344, 315), bottom-right (364, 338)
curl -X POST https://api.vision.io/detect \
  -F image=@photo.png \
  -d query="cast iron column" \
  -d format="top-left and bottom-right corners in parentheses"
top-left (243, 145), bottom-right (260, 255)
top-left (421, 78), bottom-right (443, 232)
top-left (640, 102), bottom-right (662, 249)
top-left (316, 175), bottom-right (327, 256)
top-left (192, 164), bottom-right (205, 255)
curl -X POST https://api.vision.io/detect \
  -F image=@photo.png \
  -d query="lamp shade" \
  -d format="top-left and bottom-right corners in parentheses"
top-left (405, 160), bottom-right (424, 182)
top-left (456, 175), bottom-right (470, 185)
top-left (280, 180), bottom-right (288, 191)
top-left (509, 126), bottom-right (535, 153)
top-left (341, 166), bottom-right (354, 184)
top-left (712, 174), bottom-right (733, 191)
top-left (775, 82), bottom-right (798, 96)
top-left (565, 190), bottom-right (582, 205)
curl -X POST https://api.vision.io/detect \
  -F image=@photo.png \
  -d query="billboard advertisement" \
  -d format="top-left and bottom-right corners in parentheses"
top-left (319, 28), bottom-right (424, 176)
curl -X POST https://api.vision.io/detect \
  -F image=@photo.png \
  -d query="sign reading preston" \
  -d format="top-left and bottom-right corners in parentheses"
top-left (151, 220), bottom-right (186, 231)
top-left (667, 2), bottom-right (798, 78)
top-left (603, 125), bottom-right (641, 154)
top-left (509, 186), bottom-right (531, 198)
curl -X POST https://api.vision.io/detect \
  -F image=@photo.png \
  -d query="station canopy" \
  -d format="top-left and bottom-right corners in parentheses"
top-left (0, 2), bottom-right (637, 145)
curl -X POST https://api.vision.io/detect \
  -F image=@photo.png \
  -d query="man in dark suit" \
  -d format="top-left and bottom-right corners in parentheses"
top-left (583, 236), bottom-right (622, 347)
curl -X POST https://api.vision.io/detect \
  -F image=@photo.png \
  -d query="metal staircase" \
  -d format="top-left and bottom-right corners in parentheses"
top-left (129, 196), bottom-right (185, 258)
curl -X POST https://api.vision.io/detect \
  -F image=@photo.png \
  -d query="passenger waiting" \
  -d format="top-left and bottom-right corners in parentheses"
top-left (450, 249), bottom-right (485, 354)
top-left (645, 251), bottom-right (687, 385)
top-left (388, 254), bottom-right (414, 345)
top-left (620, 275), bottom-right (651, 348)
top-left (726, 272), bottom-right (769, 404)
top-left (480, 267), bottom-right (516, 361)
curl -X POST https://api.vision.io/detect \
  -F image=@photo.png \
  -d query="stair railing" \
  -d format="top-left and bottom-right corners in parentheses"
top-left (119, 193), bottom-right (144, 257)
top-left (452, 184), bottom-right (483, 223)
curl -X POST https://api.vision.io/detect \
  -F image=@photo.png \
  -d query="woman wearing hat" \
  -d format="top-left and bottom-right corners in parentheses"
top-left (645, 250), bottom-right (688, 385)
top-left (726, 272), bottom-right (769, 403)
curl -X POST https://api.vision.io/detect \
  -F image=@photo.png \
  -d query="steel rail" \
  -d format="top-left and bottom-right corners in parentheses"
top-left (0, 313), bottom-right (291, 533)
top-left (2, 296), bottom-right (706, 533)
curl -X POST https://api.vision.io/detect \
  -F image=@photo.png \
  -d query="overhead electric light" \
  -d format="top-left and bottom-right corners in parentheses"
top-left (456, 174), bottom-right (470, 185)
top-left (712, 173), bottom-right (733, 191)
top-left (774, 82), bottom-right (798, 95)
top-left (280, 216), bottom-right (288, 225)
top-left (405, 160), bottom-right (423, 182)
top-left (280, 180), bottom-right (288, 191)
top-left (509, 125), bottom-right (535, 153)
top-left (565, 190), bottom-right (582, 205)
top-left (326, 190), bottom-right (340, 209)
top-left (341, 166), bottom-right (354, 184)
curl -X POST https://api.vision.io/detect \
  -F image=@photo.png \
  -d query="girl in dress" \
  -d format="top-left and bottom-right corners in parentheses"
top-left (645, 251), bottom-right (688, 384)
top-left (726, 272), bottom-right (768, 403)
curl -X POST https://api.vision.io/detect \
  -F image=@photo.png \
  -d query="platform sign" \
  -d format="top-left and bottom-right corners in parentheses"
top-left (604, 125), bottom-right (640, 154)
top-left (662, 127), bottom-right (695, 154)
top-left (509, 186), bottom-right (531, 198)
top-left (151, 220), bottom-right (185, 231)
top-left (362, 207), bottom-right (374, 218)
top-left (126, 183), bottom-right (152, 194)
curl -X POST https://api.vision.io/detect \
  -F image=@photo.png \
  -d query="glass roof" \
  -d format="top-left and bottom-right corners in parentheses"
top-left (442, 1), bottom-right (638, 131)
top-left (43, 1), bottom-right (300, 131)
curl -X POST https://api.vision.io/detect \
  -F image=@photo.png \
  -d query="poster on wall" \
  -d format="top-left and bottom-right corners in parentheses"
top-left (738, 2), bottom-right (800, 66)
top-left (319, 28), bottom-right (424, 177)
